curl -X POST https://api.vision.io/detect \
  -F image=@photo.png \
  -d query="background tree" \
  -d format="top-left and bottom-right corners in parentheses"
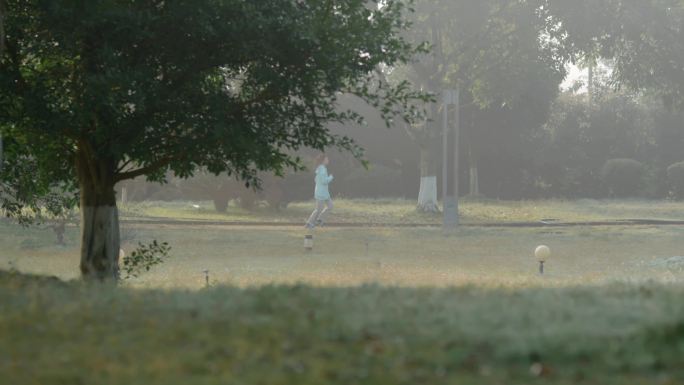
top-left (401, 0), bottom-right (567, 202)
top-left (536, 85), bottom-right (656, 199)
top-left (541, 0), bottom-right (684, 198)
top-left (0, 0), bottom-right (426, 280)
top-left (548, 0), bottom-right (684, 109)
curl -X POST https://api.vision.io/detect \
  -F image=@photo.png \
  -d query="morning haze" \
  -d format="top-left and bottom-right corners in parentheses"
top-left (1, 1), bottom-right (684, 384)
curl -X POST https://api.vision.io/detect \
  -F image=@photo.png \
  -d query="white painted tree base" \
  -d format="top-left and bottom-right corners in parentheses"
top-left (417, 176), bottom-right (440, 213)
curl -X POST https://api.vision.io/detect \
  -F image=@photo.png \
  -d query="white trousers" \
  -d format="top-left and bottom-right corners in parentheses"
top-left (306, 199), bottom-right (333, 227)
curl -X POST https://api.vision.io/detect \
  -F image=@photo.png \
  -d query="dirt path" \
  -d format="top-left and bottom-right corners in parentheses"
top-left (118, 218), bottom-right (684, 228)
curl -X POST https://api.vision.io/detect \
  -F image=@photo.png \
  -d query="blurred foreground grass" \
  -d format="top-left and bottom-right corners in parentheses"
top-left (1, 270), bottom-right (683, 385)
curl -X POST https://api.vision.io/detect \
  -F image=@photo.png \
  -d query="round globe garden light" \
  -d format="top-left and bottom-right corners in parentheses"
top-left (535, 245), bottom-right (551, 275)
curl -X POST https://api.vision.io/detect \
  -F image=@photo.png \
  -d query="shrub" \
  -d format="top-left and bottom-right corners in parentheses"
top-left (667, 162), bottom-right (684, 200)
top-left (601, 158), bottom-right (645, 198)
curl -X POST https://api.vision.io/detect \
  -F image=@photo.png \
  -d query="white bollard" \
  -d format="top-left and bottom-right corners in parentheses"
top-left (304, 234), bottom-right (314, 251)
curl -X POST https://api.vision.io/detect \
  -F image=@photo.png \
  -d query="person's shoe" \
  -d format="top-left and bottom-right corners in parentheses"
top-left (305, 222), bottom-right (314, 229)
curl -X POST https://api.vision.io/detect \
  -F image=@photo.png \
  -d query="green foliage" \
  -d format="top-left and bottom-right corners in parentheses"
top-left (536, 90), bottom-right (657, 199)
top-left (0, 140), bottom-right (78, 243)
top-left (667, 162), bottom-right (684, 200)
top-left (601, 158), bottom-right (645, 198)
top-left (399, 0), bottom-right (568, 200)
top-left (0, 137), bottom-right (78, 225)
top-left (393, 0), bottom-right (684, 199)
top-left (0, 0), bottom-right (427, 192)
top-left (406, 0), bottom-right (567, 107)
top-left (121, 240), bottom-right (170, 280)
top-left (548, 0), bottom-right (684, 110)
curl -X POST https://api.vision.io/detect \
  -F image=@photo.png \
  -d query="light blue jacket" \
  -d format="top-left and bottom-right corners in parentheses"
top-left (314, 165), bottom-right (334, 200)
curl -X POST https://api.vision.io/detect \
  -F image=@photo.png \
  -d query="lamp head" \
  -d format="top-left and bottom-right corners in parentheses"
top-left (535, 245), bottom-right (551, 262)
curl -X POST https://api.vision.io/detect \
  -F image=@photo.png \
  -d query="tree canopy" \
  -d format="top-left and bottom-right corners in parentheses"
top-left (399, 0), bottom-right (568, 198)
top-left (548, 0), bottom-right (684, 109)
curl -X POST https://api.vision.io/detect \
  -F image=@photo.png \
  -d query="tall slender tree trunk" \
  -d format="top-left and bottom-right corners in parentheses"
top-left (468, 149), bottom-right (480, 197)
top-left (587, 62), bottom-right (594, 105)
top-left (416, 99), bottom-right (441, 213)
top-left (213, 193), bottom-right (229, 213)
top-left (76, 149), bottom-right (120, 281)
top-left (417, 146), bottom-right (439, 212)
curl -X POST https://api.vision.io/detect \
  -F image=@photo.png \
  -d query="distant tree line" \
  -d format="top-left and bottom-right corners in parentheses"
top-left (126, 85), bottom-right (684, 207)
top-left (127, 73), bottom-right (684, 206)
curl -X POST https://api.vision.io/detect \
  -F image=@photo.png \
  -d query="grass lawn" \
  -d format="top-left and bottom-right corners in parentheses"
top-left (3, 215), bottom-right (684, 288)
top-left (2, 199), bottom-right (684, 384)
top-left (119, 198), bottom-right (684, 224)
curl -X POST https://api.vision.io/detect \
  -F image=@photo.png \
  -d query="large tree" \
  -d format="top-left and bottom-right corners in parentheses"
top-left (0, 0), bottom-right (425, 280)
top-left (402, 0), bottom-right (567, 202)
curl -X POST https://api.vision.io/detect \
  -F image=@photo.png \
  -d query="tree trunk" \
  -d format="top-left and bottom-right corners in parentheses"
top-left (77, 151), bottom-right (120, 281)
top-left (417, 146), bottom-right (439, 212)
top-left (213, 195), bottom-right (229, 213)
top-left (587, 62), bottom-right (594, 105)
top-left (468, 149), bottom-right (480, 197)
top-left (53, 222), bottom-right (66, 246)
top-left (80, 186), bottom-right (120, 281)
top-left (238, 190), bottom-right (257, 210)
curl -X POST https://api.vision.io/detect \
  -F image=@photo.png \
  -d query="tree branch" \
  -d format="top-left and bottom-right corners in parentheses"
top-left (115, 159), bottom-right (133, 174)
top-left (114, 156), bottom-right (175, 183)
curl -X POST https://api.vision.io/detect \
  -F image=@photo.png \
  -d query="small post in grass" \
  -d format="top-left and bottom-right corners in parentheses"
top-left (535, 245), bottom-right (551, 275)
top-left (304, 234), bottom-right (314, 252)
top-left (203, 269), bottom-right (210, 287)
